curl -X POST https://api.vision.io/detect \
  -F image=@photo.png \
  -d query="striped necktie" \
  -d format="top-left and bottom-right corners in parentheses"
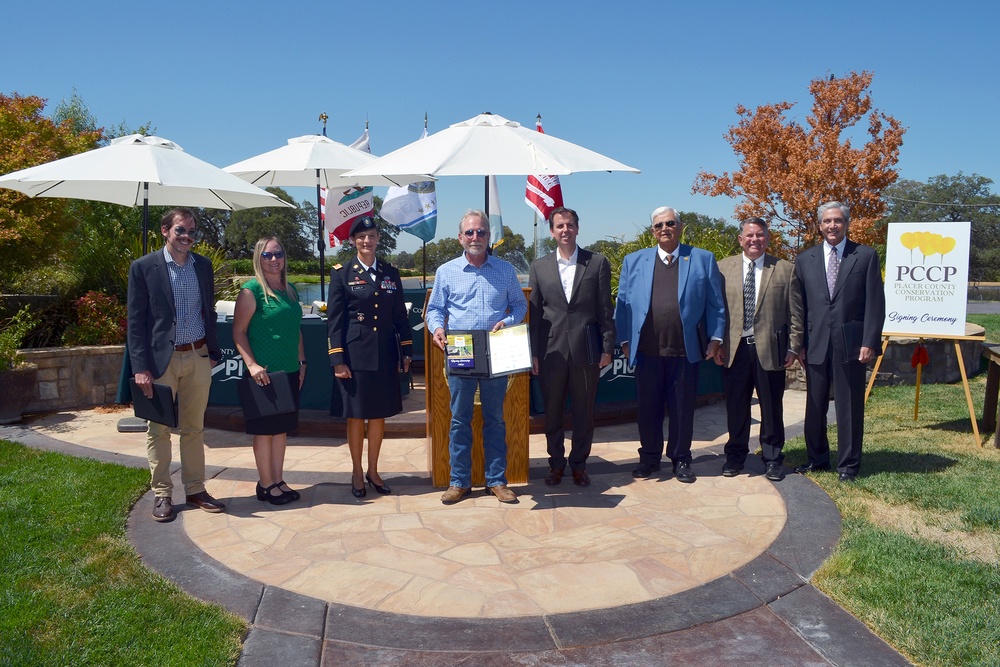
top-left (743, 260), bottom-right (755, 331)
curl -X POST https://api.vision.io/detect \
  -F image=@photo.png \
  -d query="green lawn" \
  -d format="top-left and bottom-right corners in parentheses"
top-left (781, 318), bottom-right (1000, 666)
top-left (0, 441), bottom-right (245, 667)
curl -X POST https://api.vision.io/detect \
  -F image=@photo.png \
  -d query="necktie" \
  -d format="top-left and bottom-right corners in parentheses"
top-left (664, 254), bottom-right (673, 266)
top-left (743, 260), bottom-right (755, 331)
top-left (827, 247), bottom-right (840, 298)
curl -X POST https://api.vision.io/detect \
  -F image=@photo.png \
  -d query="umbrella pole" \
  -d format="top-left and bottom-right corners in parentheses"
top-left (484, 176), bottom-right (492, 255)
top-left (142, 182), bottom-right (149, 255)
top-left (422, 240), bottom-right (426, 287)
top-left (316, 170), bottom-right (325, 301)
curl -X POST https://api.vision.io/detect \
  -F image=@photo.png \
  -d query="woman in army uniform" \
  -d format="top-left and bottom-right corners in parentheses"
top-left (328, 217), bottom-right (412, 497)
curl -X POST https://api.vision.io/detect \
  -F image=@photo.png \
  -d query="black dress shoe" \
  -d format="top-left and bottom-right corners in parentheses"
top-left (186, 491), bottom-right (226, 512)
top-left (572, 470), bottom-right (591, 487)
top-left (839, 473), bottom-right (857, 483)
top-left (544, 467), bottom-right (565, 485)
top-left (366, 473), bottom-right (391, 495)
top-left (673, 461), bottom-right (696, 483)
top-left (277, 481), bottom-right (300, 501)
top-left (764, 462), bottom-right (785, 481)
top-left (794, 462), bottom-right (830, 474)
top-left (632, 463), bottom-right (661, 478)
top-left (262, 483), bottom-right (294, 505)
top-left (152, 497), bottom-right (174, 522)
top-left (721, 460), bottom-right (744, 477)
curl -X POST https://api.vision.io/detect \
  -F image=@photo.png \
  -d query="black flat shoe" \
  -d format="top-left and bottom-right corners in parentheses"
top-left (366, 473), bottom-right (391, 495)
top-left (264, 483), bottom-right (293, 505)
top-left (255, 481), bottom-right (268, 501)
top-left (351, 481), bottom-right (367, 498)
top-left (277, 480), bottom-right (300, 501)
top-left (794, 462), bottom-right (830, 474)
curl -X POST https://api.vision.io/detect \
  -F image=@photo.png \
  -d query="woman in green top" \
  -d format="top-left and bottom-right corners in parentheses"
top-left (233, 237), bottom-right (305, 505)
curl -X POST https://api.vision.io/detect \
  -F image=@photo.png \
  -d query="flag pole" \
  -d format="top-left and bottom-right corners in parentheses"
top-left (422, 240), bottom-right (427, 287)
top-left (318, 112), bottom-right (328, 302)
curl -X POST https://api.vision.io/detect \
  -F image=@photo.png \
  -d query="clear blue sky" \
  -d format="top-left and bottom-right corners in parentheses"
top-left (4, 0), bottom-right (998, 253)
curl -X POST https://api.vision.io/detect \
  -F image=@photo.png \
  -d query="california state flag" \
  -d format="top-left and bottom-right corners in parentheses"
top-left (524, 117), bottom-right (564, 221)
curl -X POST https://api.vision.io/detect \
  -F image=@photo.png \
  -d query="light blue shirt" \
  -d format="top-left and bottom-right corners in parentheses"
top-left (163, 246), bottom-right (205, 345)
top-left (425, 253), bottom-right (526, 332)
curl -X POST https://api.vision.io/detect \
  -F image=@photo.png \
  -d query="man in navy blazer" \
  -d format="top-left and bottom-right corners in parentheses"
top-left (529, 207), bottom-right (616, 487)
top-left (615, 207), bottom-right (725, 483)
top-left (127, 208), bottom-right (225, 522)
top-left (793, 201), bottom-right (885, 482)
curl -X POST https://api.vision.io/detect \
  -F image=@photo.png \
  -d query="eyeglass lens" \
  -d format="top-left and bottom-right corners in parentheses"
top-left (653, 220), bottom-right (677, 230)
top-left (174, 227), bottom-right (201, 238)
top-left (261, 251), bottom-right (286, 260)
top-left (463, 229), bottom-right (488, 238)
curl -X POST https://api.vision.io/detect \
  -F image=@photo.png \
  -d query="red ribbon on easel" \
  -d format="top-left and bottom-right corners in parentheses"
top-left (911, 344), bottom-right (929, 368)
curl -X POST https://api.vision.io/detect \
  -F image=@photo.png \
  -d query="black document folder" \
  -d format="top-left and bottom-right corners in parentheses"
top-left (129, 380), bottom-right (178, 428)
top-left (237, 371), bottom-right (297, 420)
top-left (585, 322), bottom-right (604, 365)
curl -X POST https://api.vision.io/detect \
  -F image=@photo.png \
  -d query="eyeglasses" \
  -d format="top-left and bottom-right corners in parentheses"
top-left (261, 250), bottom-right (286, 260)
top-left (652, 220), bottom-right (678, 230)
top-left (173, 227), bottom-right (202, 240)
top-left (462, 229), bottom-right (489, 238)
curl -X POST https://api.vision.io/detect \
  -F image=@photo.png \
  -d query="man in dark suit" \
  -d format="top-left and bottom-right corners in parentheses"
top-left (529, 207), bottom-right (616, 487)
top-left (714, 217), bottom-right (803, 482)
top-left (615, 207), bottom-right (726, 483)
top-left (128, 208), bottom-right (226, 522)
top-left (793, 201), bottom-right (885, 482)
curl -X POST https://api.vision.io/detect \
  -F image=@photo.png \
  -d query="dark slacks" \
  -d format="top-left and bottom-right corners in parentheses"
top-left (722, 339), bottom-right (787, 465)
top-left (634, 353), bottom-right (699, 465)
top-left (804, 342), bottom-right (867, 475)
top-left (539, 353), bottom-right (600, 472)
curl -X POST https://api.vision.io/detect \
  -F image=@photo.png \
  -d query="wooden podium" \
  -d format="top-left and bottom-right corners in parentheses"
top-left (423, 288), bottom-right (531, 488)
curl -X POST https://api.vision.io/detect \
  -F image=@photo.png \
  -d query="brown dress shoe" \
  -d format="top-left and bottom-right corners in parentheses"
top-left (152, 496), bottom-right (174, 522)
top-left (440, 486), bottom-right (471, 504)
top-left (572, 470), bottom-right (591, 487)
top-left (544, 468), bottom-right (564, 485)
top-left (488, 484), bottom-right (517, 503)
top-left (186, 491), bottom-right (226, 513)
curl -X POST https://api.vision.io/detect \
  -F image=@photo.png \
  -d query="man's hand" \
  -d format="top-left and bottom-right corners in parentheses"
top-left (432, 328), bottom-right (447, 351)
top-left (133, 370), bottom-right (154, 399)
top-left (621, 342), bottom-right (629, 361)
top-left (531, 357), bottom-right (539, 375)
top-left (598, 353), bottom-right (612, 369)
top-left (712, 345), bottom-right (725, 366)
top-left (491, 321), bottom-right (505, 333)
top-left (859, 346), bottom-right (877, 363)
top-left (783, 351), bottom-right (798, 368)
top-left (705, 340), bottom-right (721, 361)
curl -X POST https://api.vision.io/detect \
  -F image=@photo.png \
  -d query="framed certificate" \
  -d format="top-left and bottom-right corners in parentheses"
top-left (446, 323), bottom-right (532, 377)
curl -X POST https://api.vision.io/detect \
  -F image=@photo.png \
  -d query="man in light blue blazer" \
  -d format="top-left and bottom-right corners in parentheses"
top-left (614, 206), bottom-right (725, 483)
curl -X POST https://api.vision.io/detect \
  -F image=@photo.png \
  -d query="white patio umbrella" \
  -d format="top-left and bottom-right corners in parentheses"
top-left (342, 112), bottom-right (640, 180)
top-left (225, 134), bottom-right (431, 299)
top-left (0, 134), bottom-right (293, 253)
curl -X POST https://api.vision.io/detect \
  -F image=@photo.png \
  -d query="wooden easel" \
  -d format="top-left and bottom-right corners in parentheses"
top-left (865, 331), bottom-right (987, 447)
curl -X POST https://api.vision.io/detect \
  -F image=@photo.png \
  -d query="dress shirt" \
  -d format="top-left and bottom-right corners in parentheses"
top-left (163, 246), bottom-right (205, 345)
top-left (741, 254), bottom-right (762, 337)
top-left (425, 253), bottom-right (527, 332)
top-left (824, 239), bottom-right (846, 273)
top-left (356, 257), bottom-right (377, 281)
top-left (656, 246), bottom-right (678, 265)
top-left (556, 246), bottom-right (579, 301)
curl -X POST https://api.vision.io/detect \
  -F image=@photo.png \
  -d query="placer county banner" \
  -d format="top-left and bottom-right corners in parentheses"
top-left (883, 221), bottom-right (970, 336)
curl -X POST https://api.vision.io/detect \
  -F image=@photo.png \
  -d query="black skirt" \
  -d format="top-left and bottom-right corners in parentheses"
top-left (332, 367), bottom-right (403, 420)
top-left (245, 372), bottom-right (301, 435)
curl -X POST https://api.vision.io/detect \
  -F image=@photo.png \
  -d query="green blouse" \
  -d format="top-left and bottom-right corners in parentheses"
top-left (243, 278), bottom-right (302, 374)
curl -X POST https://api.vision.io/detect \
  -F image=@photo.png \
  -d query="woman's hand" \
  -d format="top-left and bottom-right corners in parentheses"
top-left (334, 363), bottom-right (352, 379)
top-left (248, 363), bottom-right (269, 386)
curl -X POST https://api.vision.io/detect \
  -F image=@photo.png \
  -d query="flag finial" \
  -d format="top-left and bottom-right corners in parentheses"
top-left (319, 112), bottom-right (328, 136)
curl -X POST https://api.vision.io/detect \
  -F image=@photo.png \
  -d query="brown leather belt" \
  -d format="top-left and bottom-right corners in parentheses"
top-left (174, 338), bottom-right (206, 351)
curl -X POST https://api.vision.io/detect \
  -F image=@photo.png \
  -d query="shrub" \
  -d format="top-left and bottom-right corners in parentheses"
top-left (0, 307), bottom-right (38, 372)
top-left (62, 291), bottom-right (127, 346)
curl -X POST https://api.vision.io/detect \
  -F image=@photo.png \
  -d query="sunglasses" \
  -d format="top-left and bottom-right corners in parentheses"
top-left (261, 250), bottom-right (286, 260)
top-left (462, 229), bottom-right (488, 238)
top-left (173, 226), bottom-right (202, 240)
top-left (652, 220), bottom-right (678, 230)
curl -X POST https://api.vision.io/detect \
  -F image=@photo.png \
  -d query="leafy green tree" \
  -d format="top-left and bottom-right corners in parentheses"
top-left (0, 92), bottom-right (101, 287)
top-left (394, 251), bottom-right (416, 269)
top-left (585, 238), bottom-right (622, 256)
top-left (224, 187), bottom-right (312, 259)
top-left (679, 212), bottom-right (740, 259)
top-left (882, 173), bottom-right (1000, 282)
top-left (414, 237), bottom-right (463, 274)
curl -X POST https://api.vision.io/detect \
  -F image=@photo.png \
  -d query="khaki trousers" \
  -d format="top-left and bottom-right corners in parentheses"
top-left (147, 347), bottom-right (213, 497)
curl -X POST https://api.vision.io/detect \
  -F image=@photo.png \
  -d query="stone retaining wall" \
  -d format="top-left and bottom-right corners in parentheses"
top-left (21, 345), bottom-right (125, 413)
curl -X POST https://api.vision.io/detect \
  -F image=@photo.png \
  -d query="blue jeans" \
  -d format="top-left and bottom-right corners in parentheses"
top-left (448, 375), bottom-right (508, 488)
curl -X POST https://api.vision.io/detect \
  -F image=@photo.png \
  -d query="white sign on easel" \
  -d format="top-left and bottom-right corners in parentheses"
top-left (883, 221), bottom-right (971, 336)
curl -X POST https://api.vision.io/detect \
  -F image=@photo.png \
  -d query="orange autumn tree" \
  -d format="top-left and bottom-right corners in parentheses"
top-left (693, 71), bottom-right (905, 256)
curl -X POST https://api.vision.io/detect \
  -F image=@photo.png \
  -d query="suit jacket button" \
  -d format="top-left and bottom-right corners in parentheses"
top-left (373, 326), bottom-right (378, 332)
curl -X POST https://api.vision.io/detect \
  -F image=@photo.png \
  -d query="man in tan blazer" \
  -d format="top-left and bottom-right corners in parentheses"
top-left (714, 217), bottom-right (803, 481)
